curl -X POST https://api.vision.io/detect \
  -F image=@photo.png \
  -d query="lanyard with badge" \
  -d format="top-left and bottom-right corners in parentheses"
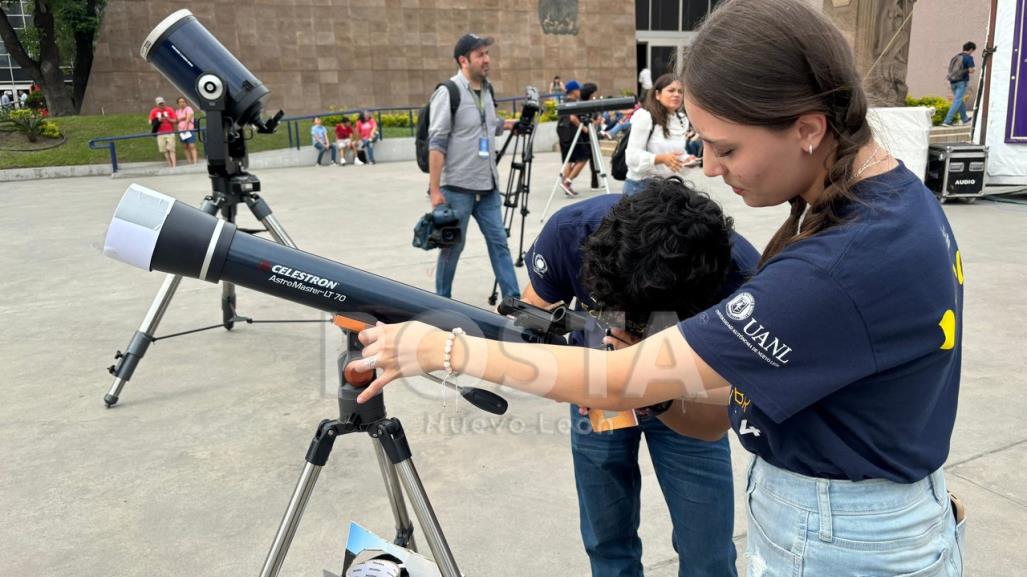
top-left (472, 81), bottom-right (490, 158)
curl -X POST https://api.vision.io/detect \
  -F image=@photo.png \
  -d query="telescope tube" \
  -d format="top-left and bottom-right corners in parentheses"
top-left (103, 184), bottom-right (544, 342)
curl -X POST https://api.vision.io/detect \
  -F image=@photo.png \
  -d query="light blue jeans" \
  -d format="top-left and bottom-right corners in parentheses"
top-left (745, 456), bottom-right (965, 577)
top-left (314, 142), bottom-right (337, 165)
top-left (435, 186), bottom-right (520, 300)
top-left (361, 139), bottom-right (376, 163)
top-left (571, 406), bottom-right (737, 577)
top-left (943, 81), bottom-right (970, 125)
top-left (621, 178), bottom-right (650, 196)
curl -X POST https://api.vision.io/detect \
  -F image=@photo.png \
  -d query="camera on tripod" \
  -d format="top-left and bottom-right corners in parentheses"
top-left (514, 86), bottom-right (541, 135)
top-left (412, 204), bottom-right (462, 250)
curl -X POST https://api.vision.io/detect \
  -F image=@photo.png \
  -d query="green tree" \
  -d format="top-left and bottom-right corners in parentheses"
top-left (0, 0), bottom-right (105, 116)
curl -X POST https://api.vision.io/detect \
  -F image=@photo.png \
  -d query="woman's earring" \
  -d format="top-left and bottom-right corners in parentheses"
top-left (807, 144), bottom-right (814, 156)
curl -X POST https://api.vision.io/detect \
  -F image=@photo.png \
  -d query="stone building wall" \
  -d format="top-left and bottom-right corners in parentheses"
top-left (82, 0), bottom-right (637, 116)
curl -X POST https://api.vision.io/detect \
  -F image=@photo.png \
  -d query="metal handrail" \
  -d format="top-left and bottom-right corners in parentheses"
top-left (86, 91), bottom-right (563, 172)
top-left (88, 126), bottom-right (206, 173)
top-left (281, 92), bottom-right (563, 150)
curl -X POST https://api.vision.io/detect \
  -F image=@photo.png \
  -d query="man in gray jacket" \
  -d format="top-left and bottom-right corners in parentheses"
top-left (428, 33), bottom-right (520, 300)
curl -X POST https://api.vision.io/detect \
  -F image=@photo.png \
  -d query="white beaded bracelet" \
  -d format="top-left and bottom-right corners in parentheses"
top-left (441, 327), bottom-right (466, 384)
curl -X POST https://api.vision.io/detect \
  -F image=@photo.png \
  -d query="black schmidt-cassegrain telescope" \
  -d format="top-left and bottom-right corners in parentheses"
top-left (104, 10), bottom-right (293, 408)
top-left (103, 184), bottom-right (579, 577)
top-left (141, 9), bottom-right (274, 130)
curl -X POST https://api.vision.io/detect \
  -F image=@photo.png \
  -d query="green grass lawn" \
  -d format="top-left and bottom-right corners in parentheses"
top-left (0, 113), bottom-right (416, 170)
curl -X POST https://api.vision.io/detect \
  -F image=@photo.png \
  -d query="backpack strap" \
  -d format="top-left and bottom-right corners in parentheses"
top-left (442, 80), bottom-right (460, 120)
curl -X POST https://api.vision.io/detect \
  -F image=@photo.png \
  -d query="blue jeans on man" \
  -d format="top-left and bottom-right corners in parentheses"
top-left (571, 406), bottom-right (737, 577)
top-left (435, 186), bottom-right (520, 299)
top-left (314, 142), bottom-right (337, 165)
top-left (943, 80), bottom-right (970, 125)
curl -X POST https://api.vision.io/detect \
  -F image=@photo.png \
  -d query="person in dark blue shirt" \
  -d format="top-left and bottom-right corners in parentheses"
top-left (352, 1), bottom-right (966, 575)
top-left (523, 180), bottom-right (759, 577)
top-left (943, 41), bottom-right (977, 126)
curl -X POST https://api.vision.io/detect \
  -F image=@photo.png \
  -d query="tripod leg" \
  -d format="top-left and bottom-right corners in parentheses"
top-left (589, 128), bottom-right (613, 195)
top-left (259, 419), bottom-right (340, 577)
top-left (220, 203), bottom-right (239, 330)
top-left (103, 199), bottom-right (220, 407)
top-left (515, 150), bottom-right (532, 268)
top-left (514, 127), bottom-right (536, 268)
top-left (245, 193), bottom-right (298, 249)
top-left (542, 124), bottom-right (586, 222)
top-left (491, 144), bottom-right (522, 305)
top-left (373, 442), bottom-right (418, 551)
top-left (104, 275), bottom-right (182, 407)
top-left (375, 419), bottom-right (461, 577)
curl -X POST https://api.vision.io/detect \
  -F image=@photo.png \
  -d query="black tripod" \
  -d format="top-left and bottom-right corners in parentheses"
top-left (488, 117), bottom-right (538, 305)
top-left (103, 76), bottom-right (294, 408)
top-left (259, 329), bottom-right (508, 577)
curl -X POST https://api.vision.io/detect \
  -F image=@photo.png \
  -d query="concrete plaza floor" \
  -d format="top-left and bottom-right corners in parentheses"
top-left (1, 153), bottom-right (1025, 576)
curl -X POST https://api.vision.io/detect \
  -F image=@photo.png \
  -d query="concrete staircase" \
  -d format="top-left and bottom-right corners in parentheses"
top-left (929, 124), bottom-right (973, 145)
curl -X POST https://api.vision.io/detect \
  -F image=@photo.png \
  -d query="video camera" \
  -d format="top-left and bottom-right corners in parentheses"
top-left (514, 86), bottom-right (541, 134)
top-left (412, 204), bottom-right (461, 251)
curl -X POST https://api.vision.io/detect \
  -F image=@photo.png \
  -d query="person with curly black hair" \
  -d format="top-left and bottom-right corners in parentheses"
top-left (519, 178), bottom-right (759, 577)
top-left (352, 2), bottom-right (969, 575)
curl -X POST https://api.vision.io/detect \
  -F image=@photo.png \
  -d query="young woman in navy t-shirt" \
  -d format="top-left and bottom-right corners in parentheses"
top-left (348, 0), bottom-right (966, 574)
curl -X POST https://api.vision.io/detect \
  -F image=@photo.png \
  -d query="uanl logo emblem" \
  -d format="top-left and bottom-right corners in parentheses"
top-left (726, 292), bottom-right (755, 321)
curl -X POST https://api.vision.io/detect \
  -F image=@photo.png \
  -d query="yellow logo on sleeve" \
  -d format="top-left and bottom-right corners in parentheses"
top-left (939, 309), bottom-right (956, 350)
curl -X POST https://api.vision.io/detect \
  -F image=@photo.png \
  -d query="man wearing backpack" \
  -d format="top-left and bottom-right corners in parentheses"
top-left (426, 33), bottom-right (520, 300)
top-left (942, 41), bottom-right (977, 127)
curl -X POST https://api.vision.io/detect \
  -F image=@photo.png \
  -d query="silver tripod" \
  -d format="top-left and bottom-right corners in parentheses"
top-left (259, 332), bottom-right (503, 577)
top-left (104, 99), bottom-right (297, 408)
top-left (104, 190), bottom-right (297, 407)
top-left (541, 113), bottom-right (612, 222)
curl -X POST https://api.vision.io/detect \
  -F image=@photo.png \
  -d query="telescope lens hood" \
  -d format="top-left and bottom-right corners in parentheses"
top-left (104, 184), bottom-right (235, 282)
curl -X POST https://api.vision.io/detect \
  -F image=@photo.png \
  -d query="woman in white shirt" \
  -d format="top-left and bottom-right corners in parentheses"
top-left (623, 74), bottom-right (694, 196)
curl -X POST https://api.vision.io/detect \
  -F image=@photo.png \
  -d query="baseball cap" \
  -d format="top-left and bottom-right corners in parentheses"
top-left (564, 80), bottom-right (581, 93)
top-left (453, 33), bottom-right (495, 60)
top-left (155, 96), bottom-right (165, 105)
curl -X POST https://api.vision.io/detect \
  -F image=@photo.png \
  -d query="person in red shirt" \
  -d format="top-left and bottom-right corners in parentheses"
top-left (334, 116), bottom-right (360, 165)
top-left (148, 96), bottom-right (178, 168)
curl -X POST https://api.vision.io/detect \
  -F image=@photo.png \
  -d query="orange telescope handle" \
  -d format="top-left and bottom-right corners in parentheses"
top-left (333, 315), bottom-right (370, 333)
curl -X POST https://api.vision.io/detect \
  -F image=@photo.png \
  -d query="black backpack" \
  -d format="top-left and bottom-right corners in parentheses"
top-left (610, 124), bottom-right (654, 181)
top-left (414, 81), bottom-right (495, 173)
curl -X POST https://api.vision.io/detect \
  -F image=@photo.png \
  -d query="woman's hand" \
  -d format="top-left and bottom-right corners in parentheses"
top-left (655, 152), bottom-right (686, 172)
top-left (345, 321), bottom-right (444, 403)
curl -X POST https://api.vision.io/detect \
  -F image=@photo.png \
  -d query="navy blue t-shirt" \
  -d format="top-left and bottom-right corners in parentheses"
top-left (681, 162), bottom-right (964, 483)
top-left (958, 53), bottom-right (975, 82)
top-left (526, 194), bottom-right (759, 348)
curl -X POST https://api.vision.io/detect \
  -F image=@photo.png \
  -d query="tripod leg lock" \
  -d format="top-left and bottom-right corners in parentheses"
top-left (304, 419), bottom-right (345, 466)
top-left (393, 525), bottom-right (416, 549)
top-left (108, 331), bottom-right (154, 378)
top-left (245, 194), bottom-right (273, 221)
top-left (370, 418), bottom-right (412, 464)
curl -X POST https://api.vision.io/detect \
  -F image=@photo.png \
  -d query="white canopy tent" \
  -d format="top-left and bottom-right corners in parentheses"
top-left (974, 0), bottom-right (1027, 190)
